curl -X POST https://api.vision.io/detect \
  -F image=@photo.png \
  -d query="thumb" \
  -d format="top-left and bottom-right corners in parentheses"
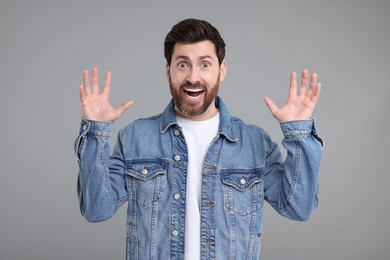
top-left (112, 99), bottom-right (134, 120)
top-left (264, 97), bottom-right (279, 116)
top-left (119, 99), bottom-right (134, 114)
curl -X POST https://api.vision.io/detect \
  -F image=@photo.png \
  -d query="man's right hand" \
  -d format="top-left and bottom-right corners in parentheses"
top-left (79, 67), bottom-right (134, 122)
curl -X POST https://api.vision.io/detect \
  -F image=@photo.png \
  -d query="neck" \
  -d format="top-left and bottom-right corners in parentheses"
top-left (175, 102), bottom-right (219, 121)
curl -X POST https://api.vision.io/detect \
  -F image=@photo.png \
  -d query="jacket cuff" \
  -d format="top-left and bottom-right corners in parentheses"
top-left (280, 119), bottom-right (324, 147)
top-left (79, 118), bottom-right (114, 138)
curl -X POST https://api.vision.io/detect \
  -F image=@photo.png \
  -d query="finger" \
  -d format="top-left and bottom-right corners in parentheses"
top-left (119, 99), bottom-right (134, 112)
top-left (264, 97), bottom-right (279, 116)
top-left (79, 84), bottom-right (86, 103)
top-left (299, 69), bottom-right (309, 95)
top-left (289, 71), bottom-right (297, 96)
top-left (305, 73), bottom-right (318, 97)
top-left (92, 67), bottom-right (99, 94)
top-left (113, 100), bottom-right (134, 119)
top-left (102, 70), bottom-right (112, 96)
top-left (311, 83), bottom-right (321, 103)
top-left (83, 70), bottom-right (91, 96)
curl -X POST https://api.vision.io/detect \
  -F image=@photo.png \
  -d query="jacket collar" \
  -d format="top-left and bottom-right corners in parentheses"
top-left (160, 96), bottom-right (238, 142)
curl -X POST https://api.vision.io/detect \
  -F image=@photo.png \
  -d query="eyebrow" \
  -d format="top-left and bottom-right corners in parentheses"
top-left (174, 55), bottom-right (190, 61)
top-left (174, 55), bottom-right (215, 61)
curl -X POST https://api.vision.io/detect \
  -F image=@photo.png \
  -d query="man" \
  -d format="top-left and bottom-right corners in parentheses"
top-left (75, 18), bottom-right (323, 260)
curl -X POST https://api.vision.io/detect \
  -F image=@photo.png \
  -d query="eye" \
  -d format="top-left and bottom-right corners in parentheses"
top-left (201, 62), bottom-right (211, 69)
top-left (178, 62), bottom-right (188, 69)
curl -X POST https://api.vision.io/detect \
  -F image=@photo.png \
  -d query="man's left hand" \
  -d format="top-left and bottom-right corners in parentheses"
top-left (264, 69), bottom-right (321, 123)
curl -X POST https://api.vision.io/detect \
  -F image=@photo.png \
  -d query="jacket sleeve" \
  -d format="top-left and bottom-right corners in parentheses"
top-left (263, 119), bottom-right (323, 221)
top-left (74, 118), bottom-right (128, 222)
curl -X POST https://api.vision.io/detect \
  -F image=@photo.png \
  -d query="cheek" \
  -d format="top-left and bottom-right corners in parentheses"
top-left (205, 73), bottom-right (220, 87)
top-left (169, 71), bottom-right (186, 86)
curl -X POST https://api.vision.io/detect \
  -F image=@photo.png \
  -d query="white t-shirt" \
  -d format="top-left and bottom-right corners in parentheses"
top-left (176, 114), bottom-right (220, 260)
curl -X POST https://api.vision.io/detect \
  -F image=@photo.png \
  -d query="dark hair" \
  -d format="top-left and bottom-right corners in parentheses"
top-left (164, 18), bottom-right (226, 66)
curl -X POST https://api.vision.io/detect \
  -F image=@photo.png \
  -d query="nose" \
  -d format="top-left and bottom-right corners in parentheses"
top-left (186, 67), bottom-right (201, 84)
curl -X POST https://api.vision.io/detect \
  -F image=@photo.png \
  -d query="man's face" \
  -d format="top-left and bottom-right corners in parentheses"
top-left (166, 40), bottom-right (226, 120)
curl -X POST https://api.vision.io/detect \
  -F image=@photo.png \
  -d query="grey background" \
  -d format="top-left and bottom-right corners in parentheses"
top-left (1, 0), bottom-right (389, 259)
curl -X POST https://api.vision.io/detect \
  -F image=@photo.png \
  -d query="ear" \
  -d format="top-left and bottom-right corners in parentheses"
top-left (219, 59), bottom-right (227, 82)
top-left (165, 64), bottom-right (170, 82)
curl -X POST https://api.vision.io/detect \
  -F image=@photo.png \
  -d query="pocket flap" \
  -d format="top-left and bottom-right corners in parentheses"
top-left (125, 160), bottom-right (167, 181)
top-left (221, 169), bottom-right (262, 192)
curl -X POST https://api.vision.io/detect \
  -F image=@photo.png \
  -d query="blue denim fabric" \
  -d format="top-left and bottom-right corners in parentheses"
top-left (75, 96), bottom-right (323, 260)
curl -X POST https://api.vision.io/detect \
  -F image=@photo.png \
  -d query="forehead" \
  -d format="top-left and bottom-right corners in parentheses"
top-left (172, 40), bottom-right (217, 60)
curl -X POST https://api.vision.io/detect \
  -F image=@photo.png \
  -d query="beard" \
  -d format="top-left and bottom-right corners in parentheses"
top-left (169, 74), bottom-right (220, 118)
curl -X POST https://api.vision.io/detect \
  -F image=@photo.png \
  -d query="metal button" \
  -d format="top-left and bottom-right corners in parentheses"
top-left (174, 194), bottom-right (180, 200)
top-left (240, 177), bottom-right (246, 185)
top-left (174, 155), bottom-right (181, 161)
top-left (82, 125), bottom-right (87, 131)
top-left (172, 230), bottom-right (179, 237)
top-left (174, 129), bottom-right (180, 136)
top-left (142, 168), bottom-right (148, 175)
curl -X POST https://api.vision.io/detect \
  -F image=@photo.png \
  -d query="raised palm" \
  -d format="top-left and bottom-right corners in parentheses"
top-left (264, 70), bottom-right (321, 123)
top-left (79, 68), bottom-right (133, 122)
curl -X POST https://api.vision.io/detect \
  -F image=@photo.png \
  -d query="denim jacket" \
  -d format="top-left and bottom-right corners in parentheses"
top-left (75, 96), bottom-right (323, 260)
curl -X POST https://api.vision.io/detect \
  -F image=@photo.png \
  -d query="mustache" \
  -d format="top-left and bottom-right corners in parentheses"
top-left (180, 81), bottom-right (206, 89)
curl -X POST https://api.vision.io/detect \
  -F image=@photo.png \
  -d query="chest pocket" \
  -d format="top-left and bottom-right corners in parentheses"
top-left (221, 168), bottom-right (263, 217)
top-left (125, 160), bottom-right (167, 207)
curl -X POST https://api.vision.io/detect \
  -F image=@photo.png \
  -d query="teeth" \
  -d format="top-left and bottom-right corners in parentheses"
top-left (184, 88), bottom-right (203, 92)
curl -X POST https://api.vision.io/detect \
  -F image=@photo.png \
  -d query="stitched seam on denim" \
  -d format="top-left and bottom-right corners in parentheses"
top-left (281, 141), bottom-right (301, 214)
top-left (100, 151), bottom-right (115, 203)
top-left (131, 177), bottom-right (139, 260)
top-left (277, 142), bottom-right (299, 214)
top-left (75, 131), bottom-right (88, 161)
top-left (245, 190), bottom-right (257, 260)
top-left (96, 148), bottom-right (125, 206)
top-left (283, 131), bottom-right (311, 139)
top-left (229, 210), bottom-right (236, 260)
top-left (149, 175), bottom-right (161, 260)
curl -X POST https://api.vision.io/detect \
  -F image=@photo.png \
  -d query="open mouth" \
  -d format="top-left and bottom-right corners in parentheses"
top-left (183, 88), bottom-right (205, 98)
